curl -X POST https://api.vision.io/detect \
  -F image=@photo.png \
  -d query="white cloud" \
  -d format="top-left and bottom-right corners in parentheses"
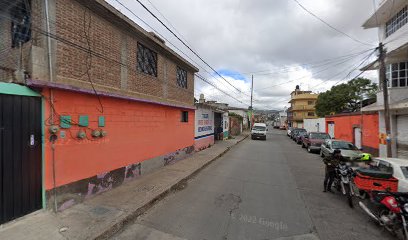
top-left (107, 0), bottom-right (379, 110)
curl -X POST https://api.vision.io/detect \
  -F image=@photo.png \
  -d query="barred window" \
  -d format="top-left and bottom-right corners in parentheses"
top-left (386, 62), bottom-right (408, 88)
top-left (137, 43), bottom-right (157, 77)
top-left (385, 6), bottom-right (408, 37)
top-left (11, 1), bottom-right (31, 48)
top-left (176, 67), bottom-right (187, 89)
top-left (307, 112), bottom-right (315, 117)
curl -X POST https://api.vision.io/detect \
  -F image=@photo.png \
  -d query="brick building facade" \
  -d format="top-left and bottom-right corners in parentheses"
top-left (0, 0), bottom-right (198, 222)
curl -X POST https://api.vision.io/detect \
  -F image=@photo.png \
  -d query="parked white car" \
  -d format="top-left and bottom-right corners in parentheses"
top-left (372, 158), bottom-right (408, 192)
top-left (287, 127), bottom-right (293, 137)
top-left (251, 123), bottom-right (267, 140)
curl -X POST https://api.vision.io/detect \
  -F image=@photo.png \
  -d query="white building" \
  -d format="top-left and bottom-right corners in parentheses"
top-left (362, 0), bottom-right (408, 158)
top-left (303, 118), bottom-right (326, 133)
top-left (279, 110), bottom-right (288, 128)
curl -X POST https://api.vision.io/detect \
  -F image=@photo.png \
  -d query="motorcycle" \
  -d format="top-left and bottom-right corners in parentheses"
top-left (333, 161), bottom-right (354, 208)
top-left (359, 182), bottom-right (408, 239)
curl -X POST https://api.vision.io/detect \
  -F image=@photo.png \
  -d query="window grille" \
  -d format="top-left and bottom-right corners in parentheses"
top-left (137, 43), bottom-right (157, 77)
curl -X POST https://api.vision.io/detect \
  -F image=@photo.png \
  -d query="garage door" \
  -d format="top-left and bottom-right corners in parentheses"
top-left (397, 115), bottom-right (408, 159)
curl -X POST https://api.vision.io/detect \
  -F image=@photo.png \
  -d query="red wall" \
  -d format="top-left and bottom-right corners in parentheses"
top-left (325, 113), bottom-right (379, 151)
top-left (43, 89), bottom-right (194, 189)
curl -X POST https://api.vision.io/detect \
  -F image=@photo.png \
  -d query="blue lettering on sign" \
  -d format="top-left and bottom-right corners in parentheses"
top-left (198, 126), bottom-right (212, 132)
top-left (202, 114), bottom-right (209, 119)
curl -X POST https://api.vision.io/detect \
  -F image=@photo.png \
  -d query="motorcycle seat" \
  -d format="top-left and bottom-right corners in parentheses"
top-left (355, 168), bottom-right (393, 179)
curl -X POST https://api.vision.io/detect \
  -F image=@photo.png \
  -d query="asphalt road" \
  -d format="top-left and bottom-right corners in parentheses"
top-left (111, 129), bottom-right (396, 240)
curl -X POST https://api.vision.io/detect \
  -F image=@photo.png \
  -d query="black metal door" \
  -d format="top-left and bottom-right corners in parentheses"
top-left (0, 94), bottom-right (42, 224)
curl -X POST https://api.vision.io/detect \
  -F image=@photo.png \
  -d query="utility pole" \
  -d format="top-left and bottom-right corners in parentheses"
top-left (379, 42), bottom-right (392, 157)
top-left (249, 75), bottom-right (254, 128)
top-left (250, 75), bottom-right (254, 109)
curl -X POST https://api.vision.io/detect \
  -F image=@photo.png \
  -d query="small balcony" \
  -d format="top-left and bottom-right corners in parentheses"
top-left (291, 115), bottom-right (305, 121)
top-left (291, 105), bottom-right (315, 111)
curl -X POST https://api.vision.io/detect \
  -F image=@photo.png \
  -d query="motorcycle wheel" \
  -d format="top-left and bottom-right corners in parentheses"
top-left (378, 209), bottom-right (397, 233)
top-left (345, 184), bottom-right (354, 208)
top-left (334, 180), bottom-right (341, 192)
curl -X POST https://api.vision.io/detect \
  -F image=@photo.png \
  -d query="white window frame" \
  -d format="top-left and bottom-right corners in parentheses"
top-left (385, 6), bottom-right (408, 38)
top-left (386, 62), bottom-right (408, 88)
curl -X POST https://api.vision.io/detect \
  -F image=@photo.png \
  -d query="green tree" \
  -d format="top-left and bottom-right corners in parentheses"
top-left (315, 78), bottom-right (378, 117)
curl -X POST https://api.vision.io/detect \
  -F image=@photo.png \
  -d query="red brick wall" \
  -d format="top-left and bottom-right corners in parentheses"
top-left (0, 0), bottom-right (43, 81)
top-left (53, 0), bottom-right (195, 107)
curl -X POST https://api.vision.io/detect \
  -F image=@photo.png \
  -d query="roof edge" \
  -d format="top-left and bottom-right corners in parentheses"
top-left (83, 0), bottom-right (199, 72)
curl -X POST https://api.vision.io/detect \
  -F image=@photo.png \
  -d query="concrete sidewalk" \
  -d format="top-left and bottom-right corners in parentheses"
top-left (0, 134), bottom-right (248, 240)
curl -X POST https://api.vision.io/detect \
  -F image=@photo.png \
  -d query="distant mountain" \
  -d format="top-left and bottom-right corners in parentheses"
top-left (253, 109), bottom-right (280, 114)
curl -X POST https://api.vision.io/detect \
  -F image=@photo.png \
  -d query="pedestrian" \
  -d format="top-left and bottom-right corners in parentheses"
top-left (323, 149), bottom-right (343, 193)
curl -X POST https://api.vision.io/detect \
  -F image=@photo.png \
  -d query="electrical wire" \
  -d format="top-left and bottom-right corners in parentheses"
top-left (144, 0), bottom-right (193, 47)
top-left (254, 48), bottom-right (375, 90)
top-left (318, 48), bottom-right (378, 88)
top-left (130, 0), bottom-right (251, 97)
top-left (292, 0), bottom-right (374, 46)
top-left (239, 48), bottom-right (376, 76)
top-left (82, 8), bottom-right (104, 113)
top-left (1, 1), bottom-right (251, 103)
top-left (112, 0), bottom-right (254, 101)
top-left (266, 49), bottom-right (378, 107)
top-left (195, 73), bottom-right (249, 106)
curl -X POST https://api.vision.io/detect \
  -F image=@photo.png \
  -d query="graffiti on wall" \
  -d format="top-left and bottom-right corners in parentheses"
top-left (164, 146), bottom-right (194, 166)
top-left (51, 147), bottom-right (194, 212)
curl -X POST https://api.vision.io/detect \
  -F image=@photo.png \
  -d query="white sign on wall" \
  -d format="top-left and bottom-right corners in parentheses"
top-left (195, 108), bottom-right (214, 138)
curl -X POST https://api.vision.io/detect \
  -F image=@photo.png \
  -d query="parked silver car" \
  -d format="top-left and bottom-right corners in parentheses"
top-left (320, 139), bottom-right (363, 161)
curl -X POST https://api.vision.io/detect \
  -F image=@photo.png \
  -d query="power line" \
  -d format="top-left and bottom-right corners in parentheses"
top-left (144, 0), bottom-right (193, 47)
top-left (292, 0), bottom-right (374, 46)
top-left (32, 27), bottom-right (198, 98)
top-left (131, 0), bottom-right (250, 96)
top-left (254, 49), bottom-right (373, 90)
top-left (267, 49), bottom-right (378, 107)
top-left (239, 48), bottom-right (375, 76)
top-left (1, 2), bottom-right (255, 104)
top-left (112, 0), bottom-right (253, 100)
top-left (195, 73), bottom-right (249, 106)
top-left (319, 48), bottom-right (377, 88)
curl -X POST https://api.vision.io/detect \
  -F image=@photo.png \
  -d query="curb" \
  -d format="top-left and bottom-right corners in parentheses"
top-left (94, 134), bottom-right (249, 240)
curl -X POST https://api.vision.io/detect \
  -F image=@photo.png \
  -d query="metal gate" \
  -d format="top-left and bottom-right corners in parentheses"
top-left (354, 127), bottom-right (362, 149)
top-left (0, 94), bottom-right (42, 224)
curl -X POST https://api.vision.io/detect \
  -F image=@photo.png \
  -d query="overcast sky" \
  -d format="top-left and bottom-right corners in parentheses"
top-left (107, 0), bottom-right (379, 110)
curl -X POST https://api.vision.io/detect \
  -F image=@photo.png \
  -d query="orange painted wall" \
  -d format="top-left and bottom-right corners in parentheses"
top-left (43, 89), bottom-right (194, 189)
top-left (325, 113), bottom-right (379, 150)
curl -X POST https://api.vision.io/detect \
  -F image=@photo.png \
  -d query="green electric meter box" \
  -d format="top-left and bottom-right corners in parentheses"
top-left (60, 116), bottom-right (71, 129)
top-left (79, 115), bottom-right (89, 127)
top-left (98, 116), bottom-right (105, 127)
